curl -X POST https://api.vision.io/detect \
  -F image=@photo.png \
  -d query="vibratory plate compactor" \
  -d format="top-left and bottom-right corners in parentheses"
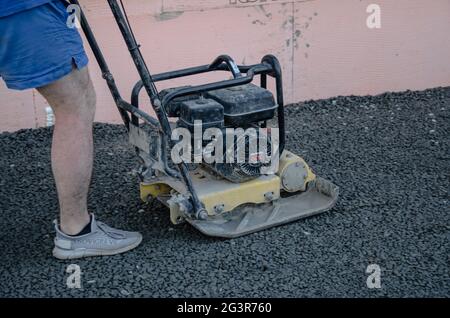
top-left (72, 0), bottom-right (339, 238)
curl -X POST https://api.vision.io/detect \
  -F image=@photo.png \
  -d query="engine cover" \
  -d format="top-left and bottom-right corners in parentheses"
top-left (205, 83), bottom-right (277, 126)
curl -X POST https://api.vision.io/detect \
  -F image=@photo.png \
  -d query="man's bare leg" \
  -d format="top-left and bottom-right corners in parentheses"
top-left (38, 66), bottom-right (95, 235)
top-left (38, 66), bottom-right (141, 259)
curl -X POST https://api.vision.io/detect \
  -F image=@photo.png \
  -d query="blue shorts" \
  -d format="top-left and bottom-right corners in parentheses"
top-left (0, 0), bottom-right (88, 90)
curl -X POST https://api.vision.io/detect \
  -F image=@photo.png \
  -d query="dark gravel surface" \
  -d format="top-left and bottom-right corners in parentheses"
top-left (0, 87), bottom-right (449, 298)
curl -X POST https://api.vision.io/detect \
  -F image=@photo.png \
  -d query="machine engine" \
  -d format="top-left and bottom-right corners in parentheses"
top-left (162, 83), bottom-right (277, 183)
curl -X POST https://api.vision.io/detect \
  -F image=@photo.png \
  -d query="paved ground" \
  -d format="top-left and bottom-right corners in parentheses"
top-left (0, 87), bottom-right (448, 298)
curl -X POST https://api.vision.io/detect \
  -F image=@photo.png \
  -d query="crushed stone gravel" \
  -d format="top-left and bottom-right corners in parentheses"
top-left (0, 87), bottom-right (449, 297)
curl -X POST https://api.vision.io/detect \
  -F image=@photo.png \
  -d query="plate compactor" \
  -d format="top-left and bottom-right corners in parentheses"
top-left (71, 0), bottom-right (338, 238)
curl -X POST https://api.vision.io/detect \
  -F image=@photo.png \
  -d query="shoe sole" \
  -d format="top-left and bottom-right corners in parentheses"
top-left (52, 236), bottom-right (143, 260)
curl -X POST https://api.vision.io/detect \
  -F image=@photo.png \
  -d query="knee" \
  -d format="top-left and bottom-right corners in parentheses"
top-left (73, 71), bottom-right (96, 123)
top-left (54, 80), bottom-right (96, 126)
top-left (84, 79), bottom-right (96, 118)
top-left (38, 67), bottom-right (97, 123)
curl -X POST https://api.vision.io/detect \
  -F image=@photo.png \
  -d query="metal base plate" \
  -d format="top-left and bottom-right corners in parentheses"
top-left (186, 177), bottom-right (339, 238)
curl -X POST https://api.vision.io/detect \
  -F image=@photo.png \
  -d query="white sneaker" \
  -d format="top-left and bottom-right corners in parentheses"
top-left (52, 214), bottom-right (142, 260)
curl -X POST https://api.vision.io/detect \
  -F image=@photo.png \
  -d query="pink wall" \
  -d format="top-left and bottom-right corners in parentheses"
top-left (1, 0), bottom-right (449, 132)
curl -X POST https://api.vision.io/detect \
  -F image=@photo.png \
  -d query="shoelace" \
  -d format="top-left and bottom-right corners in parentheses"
top-left (96, 221), bottom-right (126, 239)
